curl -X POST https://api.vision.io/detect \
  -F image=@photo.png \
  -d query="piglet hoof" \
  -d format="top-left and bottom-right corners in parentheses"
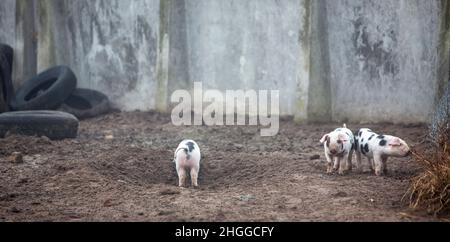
top-left (374, 170), bottom-right (382, 176)
top-left (339, 169), bottom-right (349, 175)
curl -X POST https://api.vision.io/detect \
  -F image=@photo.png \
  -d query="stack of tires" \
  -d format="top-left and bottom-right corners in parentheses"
top-left (0, 44), bottom-right (13, 113)
top-left (0, 43), bottom-right (111, 140)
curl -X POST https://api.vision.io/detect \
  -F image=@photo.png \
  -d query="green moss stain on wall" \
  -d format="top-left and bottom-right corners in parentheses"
top-left (437, 0), bottom-right (450, 100)
top-left (306, 0), bottom-right (331, 123)
top-left (299, 1), bottom-right (310, 43)
top-left (294, 0), bottom-right (311, 123)
top-left (16, 0), bottom-right (37, 83)
top-left (156, 0), bottom-right (170, 112)
top-left (156, 34), bottom-right (169, 112)
top-left (37, 0), bottom-right (57, 71)
top-left (436, 0), bottom-right (450, 97)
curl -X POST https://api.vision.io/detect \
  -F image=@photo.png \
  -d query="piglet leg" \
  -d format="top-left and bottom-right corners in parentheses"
top-left (382, 156), bottom-right (388, 175)
top-left (338, 154), bottom-right (349, 175)
top-left (177, 168), bottom-right (187, 187)
top-left (333, 156), bottom-right (340, 173)
top-left (325, 152), bottom-right (333, 174)
top-left (373, 154), bottom-right (383, 176)
top-left (345, 149), bottom-right (353, 172)
top-left (367, 158), bottom-right (374, 172)
top-left (190, 168), bottom-right (199, 188)
top-left (355, 151), bottom-right (363, 172)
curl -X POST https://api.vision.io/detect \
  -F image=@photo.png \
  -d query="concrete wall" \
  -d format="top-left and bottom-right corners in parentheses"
top-left (181, 0), bottom-right (304, 116)
top-left (0, 0), bottom-right (16, 113)
top-left (38, 0), bottom-right (161, 111)
top-left (0, 0), bottom-right (15, 47)
top-left (327, 0), bottom-right (447, 123)
top-left (1, 0), bottom-right (161, 111)
top-left (0, 0), bottom-right (449, 123)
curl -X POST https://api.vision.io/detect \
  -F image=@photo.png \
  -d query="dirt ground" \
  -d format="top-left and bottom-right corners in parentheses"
top-left (0, 111), bottom-right (447, 221)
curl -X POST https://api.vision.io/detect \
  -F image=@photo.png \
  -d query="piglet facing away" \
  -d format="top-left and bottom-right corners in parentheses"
top-left (320, 124), bottom-right (355, 175)
top-left (355, 128), bottom-right (411, 176)
top-left (173, 139), bottom-right (201, 188)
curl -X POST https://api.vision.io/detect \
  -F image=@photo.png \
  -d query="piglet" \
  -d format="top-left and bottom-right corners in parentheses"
top-left (320, 124), bottom-right (355, 174)
top-left (173, 139), bottom-right (201, 188)
top-left (355, 128), bottom-right (411, 176)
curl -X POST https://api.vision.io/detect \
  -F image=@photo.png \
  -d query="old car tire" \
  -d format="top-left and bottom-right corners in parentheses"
top-left (10, 66), bottom-right (77, 111)
top-left (0, 43), bottom-right (14, 106)
top-left (59, 88), bottom-right (110, 119)
top-left (0, 111), bottom-right (79, 140)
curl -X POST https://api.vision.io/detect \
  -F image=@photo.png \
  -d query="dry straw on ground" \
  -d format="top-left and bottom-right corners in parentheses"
top-left (406, 84), bottom-right (450, 215)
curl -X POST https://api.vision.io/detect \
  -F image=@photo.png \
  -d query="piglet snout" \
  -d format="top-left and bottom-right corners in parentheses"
top-left (402, 143), bottom-right (411, 157)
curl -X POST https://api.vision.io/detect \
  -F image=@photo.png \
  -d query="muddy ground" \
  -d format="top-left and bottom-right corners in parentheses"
top-left (0, 111), bottom-right (446, 221)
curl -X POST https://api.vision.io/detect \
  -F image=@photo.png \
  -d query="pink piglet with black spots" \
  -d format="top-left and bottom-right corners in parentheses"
top-left (319, 124), bottom-right (355, 175)
top-left (173, 139), bottom-right (201, 188)
top-left (355, 128), bottom-right (411, 176)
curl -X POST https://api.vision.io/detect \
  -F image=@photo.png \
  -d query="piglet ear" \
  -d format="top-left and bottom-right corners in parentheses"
top-left (389, 138), bottom-right (401, 146)
top-left (320, 134), bottom-right (329, 144)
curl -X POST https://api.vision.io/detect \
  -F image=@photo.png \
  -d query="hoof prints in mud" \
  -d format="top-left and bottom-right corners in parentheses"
top-left (89, 148), bottom-right (296, 187)
top-left (89, 148), bottom-right (178, 185)
top-left (0, 112), bottom-right (433, 221)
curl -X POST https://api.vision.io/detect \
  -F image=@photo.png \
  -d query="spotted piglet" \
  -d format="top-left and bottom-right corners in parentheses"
top-left (355, 129), bottom-right (411, 176)
top-left (173, 140), bottom-right (201, 188)
top-left (319, 124), bottom-right (355, 174)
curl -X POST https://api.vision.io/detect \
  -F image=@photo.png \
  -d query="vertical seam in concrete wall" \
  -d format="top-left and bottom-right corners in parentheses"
top-left (294, 0), bottom-right (311, 123)
top-left (307, 0), bottom-right (331, 123)
top-left (438, 0), bottom-right (450, 98)
top-left (167, 0), bottom-right (190, 107)
top-left (37, 0), bottom-right (57, 72)
top-left (15, 0), bottom-right (37, 85)
top-left (156, 0), bottom-right (171, 112)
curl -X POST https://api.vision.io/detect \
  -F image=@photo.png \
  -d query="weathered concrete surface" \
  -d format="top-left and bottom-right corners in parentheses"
top-left (0, 0), bottom-right (37, 86)
top-left (306, 0), bottom-right (331, 122)
top-left (156, 0), bottom-right (170, 112)
top-left (327, 0), bottom-right (447, 123)
top-left (438, 0), bottom-right (450, 98)
top-left (0, 0), bottom-right (16, 47)
top-left (0, 0), bottom-right (448, 123)
top-left (293, 0), bottom-right (311, 122)
top-left (182, 0), bottom-right (304, 116)
top-left (37, 0), bottom-right (160, 111)
top-left (0, 0), bottom-right (15, 112)
top-left (167, 0), bottom-right (191, 103)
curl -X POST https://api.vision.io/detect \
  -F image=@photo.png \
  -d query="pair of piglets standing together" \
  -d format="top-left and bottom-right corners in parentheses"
top-left (320, 124), bottom-right (411, 176)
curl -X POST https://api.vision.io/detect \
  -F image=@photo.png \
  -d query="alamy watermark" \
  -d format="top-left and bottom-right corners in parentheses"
top-left (170, 82), bottom-right (279, 136)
